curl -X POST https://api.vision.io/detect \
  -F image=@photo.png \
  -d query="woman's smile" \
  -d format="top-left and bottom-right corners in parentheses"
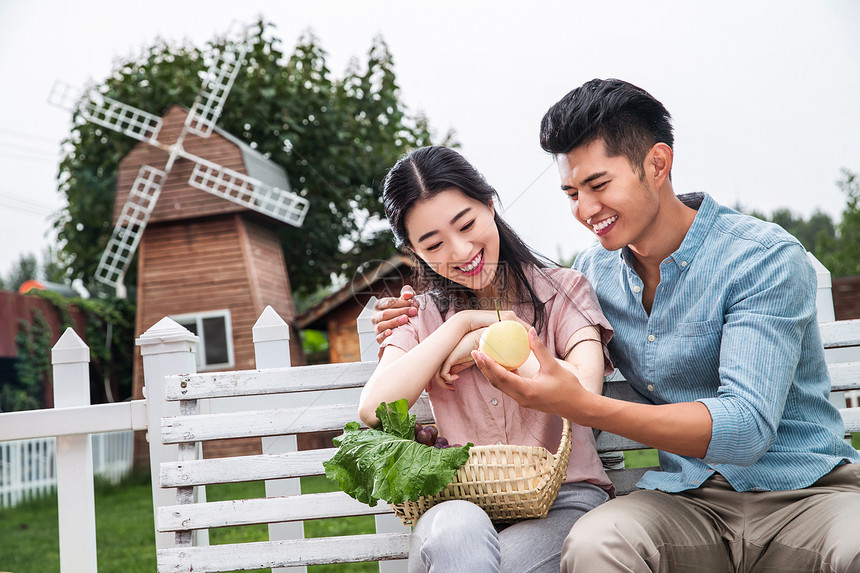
top-left (456, 249), bottom-right (485, 276)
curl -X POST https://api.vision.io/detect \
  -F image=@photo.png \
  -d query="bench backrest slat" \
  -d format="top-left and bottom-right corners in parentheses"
top-left (160, 449), bottom-right (335, 487)
top-left (157, 491), bottom-right (390, 532)
top-left (821, 320), bottom-right (860, 349)
top-left (157, 532), bottom-right (411, 572)
top-left (164, 361), bottom-right (377, 400)
top-left (161, 399), bottom-right (434, 444)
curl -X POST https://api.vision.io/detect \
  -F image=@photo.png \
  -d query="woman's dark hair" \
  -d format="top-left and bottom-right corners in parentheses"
top-left (382, 146), bottom-right (551, 333)
top-left (539, 78), bottom-right (674, 179)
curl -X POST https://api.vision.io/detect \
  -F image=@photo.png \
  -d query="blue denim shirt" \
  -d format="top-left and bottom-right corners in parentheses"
top-left (574, 193), bottom-right (859, 492)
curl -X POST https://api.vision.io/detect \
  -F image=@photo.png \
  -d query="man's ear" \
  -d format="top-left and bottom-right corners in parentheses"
top-left (648, 143), bottom-right (673, 185)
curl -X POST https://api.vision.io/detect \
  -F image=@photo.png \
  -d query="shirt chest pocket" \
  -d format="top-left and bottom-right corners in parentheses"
top-left (668, 319), bottom-right (723, 387)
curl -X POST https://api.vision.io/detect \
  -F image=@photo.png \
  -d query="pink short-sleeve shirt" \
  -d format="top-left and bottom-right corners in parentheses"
top-left (380, 266), bottom-right (616, 494)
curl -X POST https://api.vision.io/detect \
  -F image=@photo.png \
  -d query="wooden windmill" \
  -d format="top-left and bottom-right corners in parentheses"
top-left (49, 26), bottom-right (310, 410)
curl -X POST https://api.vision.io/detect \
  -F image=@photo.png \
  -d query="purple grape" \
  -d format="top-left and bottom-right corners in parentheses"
top-left (416, 429), bottom-right (433, 445)
top-left (426, 425), bottom-right (439, 442)
top-left (434, 436), bottom-right (448, 448)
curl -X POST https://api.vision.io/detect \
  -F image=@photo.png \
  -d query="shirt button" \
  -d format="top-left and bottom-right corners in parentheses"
top-left (681, 260), bottom-right (688, 267)
top-left (490, 398), bottom-right (498, 406)
top-left (647, 384), bottom-right (655, 392)
top-left (633, 285), bottom-right (641, 293)
top-left (648, 334), bottom-right (656, 342)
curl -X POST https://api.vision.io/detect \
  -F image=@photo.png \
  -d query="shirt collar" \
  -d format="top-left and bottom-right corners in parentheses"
top-left (670, 192), bottom-right (713, 270)
top-left (618, 192), bottom-right (713, 271)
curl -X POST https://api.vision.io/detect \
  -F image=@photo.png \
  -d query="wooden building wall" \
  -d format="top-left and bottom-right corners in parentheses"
top-left (834, 276), bottom-right (860, 320)
top-left (131, 213), bottom-right (303, 464)
top-left (114, 105), bottom-right (248, 226)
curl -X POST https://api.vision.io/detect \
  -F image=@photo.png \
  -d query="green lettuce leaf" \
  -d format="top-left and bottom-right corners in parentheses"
top-left (323, 399), bottom-right (472, 506)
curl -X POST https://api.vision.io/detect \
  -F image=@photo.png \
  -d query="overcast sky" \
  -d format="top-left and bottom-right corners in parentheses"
top-left (1, 0), bottom-right (858, 285)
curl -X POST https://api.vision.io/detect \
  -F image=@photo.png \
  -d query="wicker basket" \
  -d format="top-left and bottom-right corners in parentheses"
top-left (391, 418), bottom-right (572, 526)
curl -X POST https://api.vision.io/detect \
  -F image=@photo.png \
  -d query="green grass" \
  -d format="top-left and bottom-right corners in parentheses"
top-left (623, 448), bottom-right (659, 468)
top-left (0, 472), bottom-right (379, 573)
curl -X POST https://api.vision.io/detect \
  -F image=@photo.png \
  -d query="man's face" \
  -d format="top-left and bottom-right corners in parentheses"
top-left (556, 139), bottom-right (659, 252)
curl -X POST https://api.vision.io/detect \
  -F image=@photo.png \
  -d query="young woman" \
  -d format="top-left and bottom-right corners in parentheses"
top-left (358, 146), bottom-right (614, 573)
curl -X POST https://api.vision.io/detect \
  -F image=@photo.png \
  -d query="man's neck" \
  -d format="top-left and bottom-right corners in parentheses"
top-left (628, 189), bottom-right (698, 290)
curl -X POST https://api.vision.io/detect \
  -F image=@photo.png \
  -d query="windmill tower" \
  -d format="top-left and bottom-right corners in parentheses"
top-left (49, 26), bottom-right (310, 421)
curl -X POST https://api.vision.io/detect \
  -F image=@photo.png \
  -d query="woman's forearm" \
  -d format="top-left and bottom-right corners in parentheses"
top-left (358, 316), bottom-right (468, 426)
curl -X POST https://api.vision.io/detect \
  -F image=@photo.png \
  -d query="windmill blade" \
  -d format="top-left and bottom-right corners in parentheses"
top-left (81, 94), bottom-right (163, 144)
top-left (47, 80), bottom-right (82, 112)
top-left (94, 165), bottom-right (167, 287)
top-left (188, 159), bottom-right (309, 227)
top-left (184, 39), bottom-right (250, 138)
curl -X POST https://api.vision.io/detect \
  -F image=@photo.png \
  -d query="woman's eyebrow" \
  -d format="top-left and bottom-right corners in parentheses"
top-left (417, 207), bottom-right (472, 243)
top-left (450, 207), bottom-right (471, 224)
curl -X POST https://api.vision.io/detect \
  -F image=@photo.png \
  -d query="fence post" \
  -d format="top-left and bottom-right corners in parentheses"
top-left (807, 252), bottom-right (836, 323)
top-left (356, 297), bottom-right (409, 573)
top-left (357, 296), bottom-right (380, 362)
top-left (136, 317), bottom-right (207, 550)
top-left (52, 328), bottom-right (97, 573)
top-left (253, 306), bottom-right (305, 573)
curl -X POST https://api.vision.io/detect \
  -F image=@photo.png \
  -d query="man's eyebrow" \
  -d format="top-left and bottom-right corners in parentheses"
top-left (417, 207), bottom-right (472, 243)
top-left (561, 171), bottom-right (609, 191)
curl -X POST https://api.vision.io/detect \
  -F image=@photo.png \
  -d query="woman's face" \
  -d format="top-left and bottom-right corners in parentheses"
top-left (405, 188), bottom-right (500, 296)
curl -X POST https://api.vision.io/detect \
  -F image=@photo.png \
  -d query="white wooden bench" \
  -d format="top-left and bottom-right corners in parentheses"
top-left (146, 316), bottom-right (860, 572)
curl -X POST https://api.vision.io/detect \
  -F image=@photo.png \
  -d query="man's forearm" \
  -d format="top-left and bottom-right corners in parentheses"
top-left (574, 392), bottom-right (713, 458)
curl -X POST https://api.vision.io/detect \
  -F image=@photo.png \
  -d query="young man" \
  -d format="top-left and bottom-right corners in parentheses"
top-left (373, 79), bottom-right (860, 571)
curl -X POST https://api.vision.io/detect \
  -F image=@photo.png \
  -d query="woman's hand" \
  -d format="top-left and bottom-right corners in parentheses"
top-left (457, 308), bottom-right (526, 333)
top-left (432, 327), bottom-right (487, 390)
top-left (371, 285), bottom-right (419, 343)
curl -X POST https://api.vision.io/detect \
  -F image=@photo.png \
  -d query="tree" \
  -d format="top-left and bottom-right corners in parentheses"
top-left (53, 19), bottom-right (451, 298)
top-left (742, 168), bottom-right (860, 278)
top-left (819, 169), bottom-right (860, 277)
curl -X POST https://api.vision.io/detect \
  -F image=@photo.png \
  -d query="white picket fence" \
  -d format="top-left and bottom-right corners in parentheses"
top-left (0, 253), bottom-right (854, 573)
top-left (0, 430), bottom-right (134, 507)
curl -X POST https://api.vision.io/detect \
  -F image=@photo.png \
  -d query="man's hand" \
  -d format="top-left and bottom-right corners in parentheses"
top-left (372, 285), bottom-right (419, 343)
top-left (472, 327), bottom-right (587, 418)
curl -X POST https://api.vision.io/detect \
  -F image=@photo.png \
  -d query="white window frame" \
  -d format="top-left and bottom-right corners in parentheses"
top-left (170, 309), bottom-right (235, 372)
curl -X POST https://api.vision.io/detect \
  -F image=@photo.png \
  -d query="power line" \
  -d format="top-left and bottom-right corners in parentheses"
top-left (0, 190), bottom-right (60, 216)
top-left (0, 151), bottom-right (59, 165)
top-left (0, 141), bottom-right (60, 159)
top-left (0, 127), bottom-right (59, 144)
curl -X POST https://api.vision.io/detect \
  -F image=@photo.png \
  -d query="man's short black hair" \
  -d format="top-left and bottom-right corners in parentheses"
top-left (540, 78), bottom-right (674, 177)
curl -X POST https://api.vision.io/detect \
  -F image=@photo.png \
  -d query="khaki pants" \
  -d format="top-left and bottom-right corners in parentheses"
top-left (561, 463), bottom-right (860, 572)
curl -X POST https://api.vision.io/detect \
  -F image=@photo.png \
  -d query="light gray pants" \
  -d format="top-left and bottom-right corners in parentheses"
top-left (407, 481), bottom-right (609, 573)
top-left (562, 463), bottom-right (860, 572)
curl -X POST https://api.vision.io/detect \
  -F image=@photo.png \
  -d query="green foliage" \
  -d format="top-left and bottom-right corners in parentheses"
top-left (325, 400), bottom-right (472, 506)
top-left (744, 168), bottom-right (860, 278)
top-left (54, 19), bottom-right (451, 297)
top-left (2, 252), bottom-right (39, 292)
top-left (3, 309), bottom-right (52, 411)
top-left (6, 290), bottom-right (136, 411)
top-left (818, 169), bottom-right (860, 277)
top-left (301, 328), bottom-right (330, 357)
